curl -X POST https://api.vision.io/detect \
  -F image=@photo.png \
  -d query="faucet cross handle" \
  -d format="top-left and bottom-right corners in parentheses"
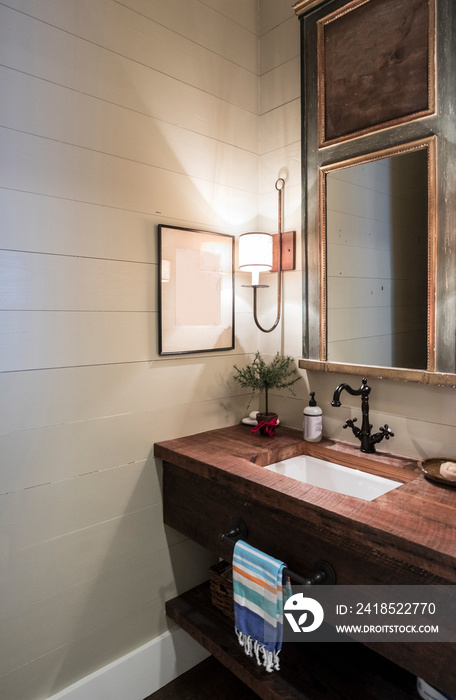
top-left (343, 417), bottom-right (357, 430)
top-left (379, 424), bottom-right (394, 440)
top-left (343, 417), bottom-right (362, 440)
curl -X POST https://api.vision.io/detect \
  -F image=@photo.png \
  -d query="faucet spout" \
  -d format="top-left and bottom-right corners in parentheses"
top-left (330, 378), bottom-right (393, 453)
top-left (331, 384), bottom-right (347, 407)
top-left (331, 378), bottom-right (370, 407)
top-left (331, 379), bottom-right (370, 408)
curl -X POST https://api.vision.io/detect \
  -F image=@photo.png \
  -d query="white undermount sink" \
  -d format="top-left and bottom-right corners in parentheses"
top-left (265, 454), bottom-right (402, 501)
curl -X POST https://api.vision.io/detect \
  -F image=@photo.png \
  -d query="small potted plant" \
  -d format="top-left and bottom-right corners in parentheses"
top-left (233, 351), bottom-right (301, 435)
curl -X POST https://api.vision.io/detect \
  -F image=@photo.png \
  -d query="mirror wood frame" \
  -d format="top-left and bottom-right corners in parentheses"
top-left (295, 0), bottom-right (456, 385)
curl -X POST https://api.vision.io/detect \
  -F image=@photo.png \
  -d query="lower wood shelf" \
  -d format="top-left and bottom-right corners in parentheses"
top-left (166, 582), bottom-right (419, 700)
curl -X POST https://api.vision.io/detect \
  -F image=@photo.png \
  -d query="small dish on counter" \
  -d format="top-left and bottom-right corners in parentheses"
top-left (419, 458), bottom-right (456, 487)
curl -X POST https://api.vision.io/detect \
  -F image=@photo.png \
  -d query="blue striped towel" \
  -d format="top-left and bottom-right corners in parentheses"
top-left (232, 540), bottom-right (291, 672)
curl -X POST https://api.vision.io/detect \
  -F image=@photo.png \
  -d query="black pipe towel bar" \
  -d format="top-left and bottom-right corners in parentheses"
top-left (219, 520), bottom-right (336, 586)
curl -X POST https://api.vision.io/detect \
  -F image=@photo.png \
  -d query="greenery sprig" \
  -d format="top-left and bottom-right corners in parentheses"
top-left (233, 351), bottom-right (301, 414)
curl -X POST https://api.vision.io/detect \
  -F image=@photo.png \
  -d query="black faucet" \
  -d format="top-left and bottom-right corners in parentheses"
top-left (330, 378), bottom-right (394, 453)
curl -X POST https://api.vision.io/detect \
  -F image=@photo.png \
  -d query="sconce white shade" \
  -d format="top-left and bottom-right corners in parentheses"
top-left (238, 232), bottom-right (273, 286)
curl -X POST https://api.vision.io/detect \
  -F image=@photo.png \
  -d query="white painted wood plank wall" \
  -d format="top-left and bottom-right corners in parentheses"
top-left (3, 1), bottom-right (456, 697)
top-left (257, 0), bottom-right (302, 362)
top-left (0, 1), bottom-right (259, 697)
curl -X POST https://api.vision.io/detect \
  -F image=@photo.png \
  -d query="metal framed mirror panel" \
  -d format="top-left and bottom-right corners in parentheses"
top-left (319, 137), bottom-right (437, 373)
top-left (297, 0), bottom-right (456, 383)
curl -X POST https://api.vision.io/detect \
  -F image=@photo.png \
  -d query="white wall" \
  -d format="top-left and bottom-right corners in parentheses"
top-left (257, 0), bottom-right (303, 361)
top-left (0, 1), bottom-right (260, 697)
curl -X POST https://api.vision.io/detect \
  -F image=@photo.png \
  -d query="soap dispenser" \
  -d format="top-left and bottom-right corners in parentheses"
top-left (303, 392), bottom-right (322, 442)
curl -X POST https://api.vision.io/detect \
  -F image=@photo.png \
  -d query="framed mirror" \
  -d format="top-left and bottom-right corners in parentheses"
top-left (320, 138), bottom-right (436, 372)
top-left (296, 0), bottom-right (456, 384)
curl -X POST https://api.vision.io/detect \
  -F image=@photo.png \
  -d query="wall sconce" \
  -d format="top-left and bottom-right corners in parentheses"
top-left (239, 178), bottom-right (295, 333)
top-left (238, 232), bottom-right (273, 287)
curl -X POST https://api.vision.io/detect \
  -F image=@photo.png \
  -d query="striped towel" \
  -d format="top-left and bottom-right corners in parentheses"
top-left (232, 540), bottom-right (290, 672)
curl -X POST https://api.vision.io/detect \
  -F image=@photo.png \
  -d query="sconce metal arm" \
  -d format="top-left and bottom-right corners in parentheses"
top-left (253, 178), bottom-right (284, 333)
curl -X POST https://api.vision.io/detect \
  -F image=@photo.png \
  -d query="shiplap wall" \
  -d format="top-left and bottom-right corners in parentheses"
top-left (257, 0), bottom-right (303, 363)
top-left (3, 1), bottom-right (455, 697)
top-left (0, 1), bottom-right (260, 697)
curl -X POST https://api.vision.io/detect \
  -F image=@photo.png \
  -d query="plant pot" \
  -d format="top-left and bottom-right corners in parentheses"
top-left (255, 412), bottom-right (279, 436)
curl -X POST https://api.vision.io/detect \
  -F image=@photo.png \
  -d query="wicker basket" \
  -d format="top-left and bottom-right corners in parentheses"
top-left (209, 560), bottom-right (234, 620)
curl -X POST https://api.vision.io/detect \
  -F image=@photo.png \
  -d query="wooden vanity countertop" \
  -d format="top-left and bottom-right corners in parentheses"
top-left (154, 424), bottom-right (456, 582)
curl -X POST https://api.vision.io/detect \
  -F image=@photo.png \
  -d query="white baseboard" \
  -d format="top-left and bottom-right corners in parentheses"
top-left (47, 628), bottom-right (210, 700)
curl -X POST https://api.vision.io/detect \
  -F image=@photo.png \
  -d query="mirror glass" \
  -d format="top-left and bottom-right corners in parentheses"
top-left (323, 147), bottom-right (429, 370)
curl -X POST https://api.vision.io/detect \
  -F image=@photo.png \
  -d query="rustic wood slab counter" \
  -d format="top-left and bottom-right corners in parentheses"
top-left (155, 424), bottom-right (456, 584)
top-left (155, 424), bottom-right (456, 696)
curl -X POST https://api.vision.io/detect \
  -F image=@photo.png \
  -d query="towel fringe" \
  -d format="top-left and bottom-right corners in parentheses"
top-left (235, 628), bottom-right (281, 672)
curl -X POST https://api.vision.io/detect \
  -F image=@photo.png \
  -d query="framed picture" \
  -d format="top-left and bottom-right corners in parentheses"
top-left (158, 225), bottom-right (235, 355)
top-left (318, 0), bottom-right (435, 146)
